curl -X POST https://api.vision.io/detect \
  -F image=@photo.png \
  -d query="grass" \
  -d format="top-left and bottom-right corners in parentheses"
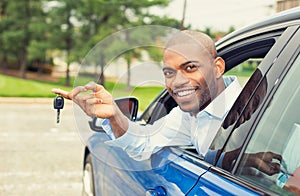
top-left (0, 74), bottom-right (73, 97)
top-left (113, 86), bottom-right (164, 111)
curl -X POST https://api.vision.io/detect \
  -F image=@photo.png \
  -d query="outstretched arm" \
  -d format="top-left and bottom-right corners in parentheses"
top-left (52, 81), bottom-right (128, 138)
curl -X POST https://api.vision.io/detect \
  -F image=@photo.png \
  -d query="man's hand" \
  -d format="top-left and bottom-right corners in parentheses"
top-left (52, 82), bottom-right (129, 138)
top-left (244, 151), bottom-right (282, 175)
top-left (52, 82), bottom-right (115, 119)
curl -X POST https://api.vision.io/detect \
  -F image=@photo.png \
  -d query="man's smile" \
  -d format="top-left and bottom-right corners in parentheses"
top-left (173, 87), bottom-right (198, 97)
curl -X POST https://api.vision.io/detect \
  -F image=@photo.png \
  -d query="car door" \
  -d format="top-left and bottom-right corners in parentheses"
top-left (89, 125), bottom-right (203, 196)
top-left (187, 26), bottom-right (300, 195)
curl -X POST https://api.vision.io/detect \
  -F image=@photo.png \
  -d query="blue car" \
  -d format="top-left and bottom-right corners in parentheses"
top-left (82, 7), bottom-right (300, 196)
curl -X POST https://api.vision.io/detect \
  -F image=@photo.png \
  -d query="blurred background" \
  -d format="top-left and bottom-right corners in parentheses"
top-left (0, 0), bottom-right (299, 195)
top-left (0, 0), bottom-right (297, 97)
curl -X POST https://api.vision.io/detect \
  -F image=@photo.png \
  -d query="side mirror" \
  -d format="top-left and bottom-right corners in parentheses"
top-left (89, 97), bottom-right (139, 132)
top-left (114, 97), bottom-right (139, 121)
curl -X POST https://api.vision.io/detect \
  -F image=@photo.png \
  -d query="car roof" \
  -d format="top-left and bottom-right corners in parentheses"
top-left (216, 7), bottom-right (300, 49)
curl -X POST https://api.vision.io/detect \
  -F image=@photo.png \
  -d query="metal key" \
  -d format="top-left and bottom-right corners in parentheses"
top-left (54, 95), bottom-right (64, 123)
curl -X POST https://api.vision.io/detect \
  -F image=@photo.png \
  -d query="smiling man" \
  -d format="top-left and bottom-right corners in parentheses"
top-left (52, 30), bottom-right (241, 160)
top-left (162, 31), bottom-right (227, 115)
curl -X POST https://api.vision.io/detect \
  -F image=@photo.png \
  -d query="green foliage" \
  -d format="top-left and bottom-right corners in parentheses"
top-left (0, 0), bottom-right (182, 86)
top-left (146, 46), bottom-right (164, 63)
top-left (0, 0), bottom-right (47, 78)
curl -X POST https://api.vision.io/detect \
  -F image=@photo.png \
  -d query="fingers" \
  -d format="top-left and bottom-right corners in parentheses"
top-left (266, 162), bottom-right (281, 175)
top-left (51, 88), bottom-right (71, 99)
top-left (52, 82), bottom-right (105, 99)
top-left (85, 82), bottom-right (105, 93)
top-left (271, 152), bottom-right (282, 162)
top-left (84, 82), bottom-right (111, 104)
top-left (258, 162), bottom-right (280, 176)
top-left (249, 152), bottom-right (282, 175)
top-left (51, 82), bottom-right (112, 118)
top-left (75, 93), bottom-right (95, 103)
top-left (84, 98), bottom-right (103, 117)
top-left (52, 86), bottom-right (88, 100)
top-left (86, 98), bottom-right (103, 104)
top-left (257, 151), bottom-right (282, 162)
top-left (69, 86), bottom-right (88, 100)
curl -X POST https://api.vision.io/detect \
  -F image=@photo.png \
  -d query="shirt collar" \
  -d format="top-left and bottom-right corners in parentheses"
top-left (197, 76), bottom-right (242, 119)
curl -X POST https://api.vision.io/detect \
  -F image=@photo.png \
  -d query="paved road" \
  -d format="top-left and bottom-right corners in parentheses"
top-left (0, 98), bottom-right (85, 196)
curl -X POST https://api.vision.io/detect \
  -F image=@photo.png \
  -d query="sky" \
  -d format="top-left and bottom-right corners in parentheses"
top-left (152, 0), bottom-right (276, 31)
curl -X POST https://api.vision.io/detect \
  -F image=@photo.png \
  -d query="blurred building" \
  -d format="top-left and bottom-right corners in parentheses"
top-left (277, 0), bottom-right (300, 12)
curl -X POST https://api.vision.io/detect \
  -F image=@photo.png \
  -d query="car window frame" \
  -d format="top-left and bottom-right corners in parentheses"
top-left (205, 26), bottom-right (300, 195)
top-left (232, 26), bottom-right (300, 175)
top-left (211, 25), bottom-right (300, 165)
top-left (235, 49), bottom-right (300, 196)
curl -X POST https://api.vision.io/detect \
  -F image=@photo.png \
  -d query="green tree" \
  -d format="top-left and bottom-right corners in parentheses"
top-left (228, 25), bottom-right (235, 34)
top-left (0, 0), bottom-right (9, 72)
top-left (47, 0), bottom-right (81, 86)
top-left (75, 0), bottom-right (122, 86)
top-left (76, 0), bottom-right (177, 88)
top-left (1, 0), bottom-right (45, 79)
top-left (27, 2), bottom-right (51, 74)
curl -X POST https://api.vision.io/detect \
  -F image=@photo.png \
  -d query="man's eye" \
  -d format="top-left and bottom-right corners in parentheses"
top-left (163, 70), bottom-right (175, 78)
top-left (186, 64), bottom-right (199, 72)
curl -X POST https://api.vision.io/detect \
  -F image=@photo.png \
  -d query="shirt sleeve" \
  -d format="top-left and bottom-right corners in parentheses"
top-left (104, 107), bottom-right (192, 161)
top-left (100, 118), bottom-right (115, 140)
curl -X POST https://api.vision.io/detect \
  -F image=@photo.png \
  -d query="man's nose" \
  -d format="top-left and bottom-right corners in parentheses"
top-left (173, 71), bottom-right (189, 86)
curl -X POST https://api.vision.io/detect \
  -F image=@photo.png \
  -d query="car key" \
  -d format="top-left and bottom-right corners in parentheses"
top-left (53, 95), bottom-right (64, 123)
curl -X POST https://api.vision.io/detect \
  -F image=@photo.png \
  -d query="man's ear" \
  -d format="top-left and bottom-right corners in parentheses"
top-left (214, 57), bottom-right (225, 78)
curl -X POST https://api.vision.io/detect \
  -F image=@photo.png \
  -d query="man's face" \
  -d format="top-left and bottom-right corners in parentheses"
top-left (163, 44), bottom-right (218, 114)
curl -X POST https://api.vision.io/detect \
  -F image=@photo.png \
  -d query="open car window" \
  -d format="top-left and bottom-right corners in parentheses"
top-left (139, 35), bottom-right (277, 127)
top-left (179, 34), bottom-right (279, 156)
top-left (138, 90), bottom-right (177, 125)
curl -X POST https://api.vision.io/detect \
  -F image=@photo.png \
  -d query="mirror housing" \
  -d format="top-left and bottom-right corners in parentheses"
top-left (89, 97), bottom-right (139, 132)
top-left (114, 97), bottom-right (139, 121)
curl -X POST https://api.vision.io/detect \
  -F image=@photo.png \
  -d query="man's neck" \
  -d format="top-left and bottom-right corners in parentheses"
top-left (192, 78), bottom-right (226, 117)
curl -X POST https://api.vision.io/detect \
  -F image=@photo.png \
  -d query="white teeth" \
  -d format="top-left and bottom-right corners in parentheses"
top-left (177, 89), bottom-right (195, 97)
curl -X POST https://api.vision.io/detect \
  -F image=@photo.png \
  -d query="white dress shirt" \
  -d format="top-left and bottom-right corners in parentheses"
top-left (104, 76), bottom-right (242, 161)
